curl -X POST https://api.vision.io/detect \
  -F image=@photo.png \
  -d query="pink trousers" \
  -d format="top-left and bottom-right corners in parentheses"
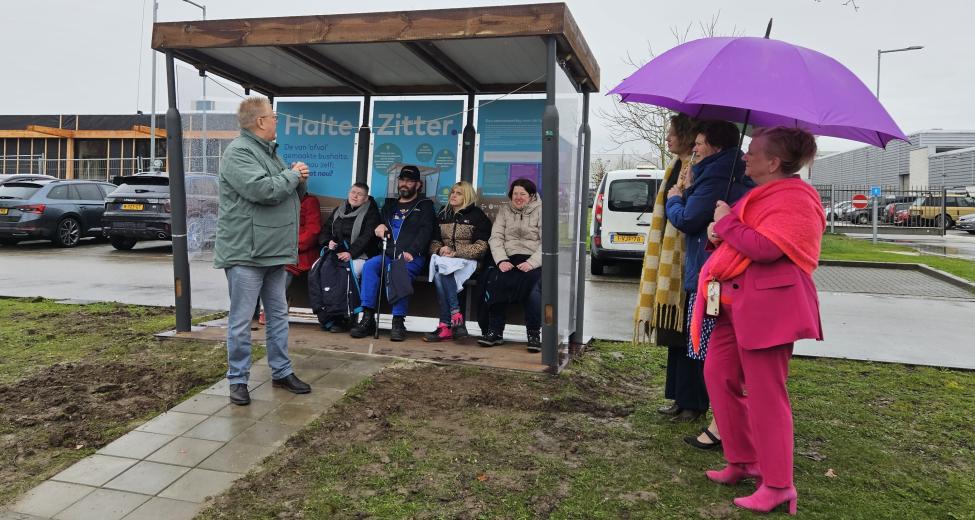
top-left (704, 305), bottom-right (795, 488)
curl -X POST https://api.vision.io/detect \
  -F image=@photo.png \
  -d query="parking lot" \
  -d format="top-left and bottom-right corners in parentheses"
top-left (2, 233), bottom-right (974, 369)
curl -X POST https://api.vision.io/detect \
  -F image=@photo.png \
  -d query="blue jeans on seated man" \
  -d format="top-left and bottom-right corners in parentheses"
top-left (433, 272), bottom-right (461, 324)
top-left (487, 279), bottom-right (542, 334)
top-left (225, 265), bottom-right (293, 385)
top-left (359, 254), bottom-right (426, 316)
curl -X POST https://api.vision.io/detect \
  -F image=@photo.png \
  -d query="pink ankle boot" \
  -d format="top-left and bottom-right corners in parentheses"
top-left (733, 484), bottom-right (797, 515)
top-left (705, 463), bottom-right (762, 486)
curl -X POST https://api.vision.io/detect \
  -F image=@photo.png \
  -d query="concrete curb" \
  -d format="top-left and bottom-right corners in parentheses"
top-left (819, 259), bottom-right (975, 296)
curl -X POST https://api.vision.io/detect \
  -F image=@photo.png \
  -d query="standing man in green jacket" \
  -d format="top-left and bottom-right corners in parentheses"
top-left (216, 97), bottom-right (312, 406)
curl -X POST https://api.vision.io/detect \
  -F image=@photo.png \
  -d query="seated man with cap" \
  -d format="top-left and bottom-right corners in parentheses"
top-left (350, 165), bottom-right (437, 341)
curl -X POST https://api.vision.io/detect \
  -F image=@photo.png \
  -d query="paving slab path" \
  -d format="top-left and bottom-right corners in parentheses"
top-left (2, 350), bottom-right (390, 520)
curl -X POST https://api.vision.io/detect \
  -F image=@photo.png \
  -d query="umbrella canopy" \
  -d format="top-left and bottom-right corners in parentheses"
top-left (609, 36), bottom-right (908, 147)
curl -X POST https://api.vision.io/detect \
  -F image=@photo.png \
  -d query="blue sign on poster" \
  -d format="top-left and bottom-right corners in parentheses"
top-left (476, 99), bottom-right (544, 198)
top-left (276, 101), bottom-right (360, 199)
top-left (371, 100), bottom-right (463, 205)
top-left (870, 186), bottom-right (882, 197)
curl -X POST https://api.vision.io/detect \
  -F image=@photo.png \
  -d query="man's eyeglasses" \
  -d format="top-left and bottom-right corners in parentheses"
top-left (258, 112), bottom-right (278, 122)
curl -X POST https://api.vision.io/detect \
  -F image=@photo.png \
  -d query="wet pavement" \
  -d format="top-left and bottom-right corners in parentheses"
top-left (2, 239), bottom-right (974, 369)
top-left (845, 230), bottom-right (975, 261)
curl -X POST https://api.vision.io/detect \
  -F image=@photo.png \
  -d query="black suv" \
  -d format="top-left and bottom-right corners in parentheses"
top-left (0, 179), bottom-right (116, 247)
top-left (102, 172), bottom-right (219, 250)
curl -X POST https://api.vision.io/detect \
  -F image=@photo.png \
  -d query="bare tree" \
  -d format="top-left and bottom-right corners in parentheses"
top-left (598, 13), bottom-right (741, 167)
top-left (590, 158), bottom-right (609, 189)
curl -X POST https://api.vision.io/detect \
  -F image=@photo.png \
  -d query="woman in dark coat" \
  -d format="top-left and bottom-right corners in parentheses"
top-left (663, 120), bottom-right (753, 438)
top-left (316, 182), bottom-right (381, 332)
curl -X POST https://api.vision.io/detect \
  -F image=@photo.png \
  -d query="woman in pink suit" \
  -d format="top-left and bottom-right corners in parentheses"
top-left (691, 126), bottom-right (825, 515)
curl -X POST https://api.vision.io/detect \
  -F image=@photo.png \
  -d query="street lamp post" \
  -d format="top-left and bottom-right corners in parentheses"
top-left (182, 0), bottom-right (207, 172)
top-left (876, 45), bottom-right (923, 100)
top-left (150, 0), bottom-right (158, 171)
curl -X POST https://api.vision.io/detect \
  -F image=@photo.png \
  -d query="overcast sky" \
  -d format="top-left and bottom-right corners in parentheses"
top-left (1, 0), bottom-right (971, 156)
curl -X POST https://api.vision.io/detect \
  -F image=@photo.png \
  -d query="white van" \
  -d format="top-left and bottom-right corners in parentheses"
top-left (589, 168), bottom-right (665, 275)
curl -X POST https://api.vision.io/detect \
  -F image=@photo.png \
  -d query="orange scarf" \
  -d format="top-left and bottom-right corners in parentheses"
top-left (690, 177), bottom-right (826, 352)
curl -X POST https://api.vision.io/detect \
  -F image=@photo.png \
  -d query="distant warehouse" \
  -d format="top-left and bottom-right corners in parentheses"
top-left (0, 113), bottom-right (235, 180)
top-left (809, 130), bottom-right (975, 189)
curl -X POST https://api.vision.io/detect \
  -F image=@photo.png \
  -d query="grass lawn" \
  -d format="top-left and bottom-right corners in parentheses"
top-left (821, 233), bottom-right (975, 283)
top-left (199, 341), bottom-right (975, 519)
top-left (0, 298), bottom-right (239, 506)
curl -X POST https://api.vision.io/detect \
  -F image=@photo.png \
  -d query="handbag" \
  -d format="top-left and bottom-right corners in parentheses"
top-left (686, 293), bottom-right (716, 361)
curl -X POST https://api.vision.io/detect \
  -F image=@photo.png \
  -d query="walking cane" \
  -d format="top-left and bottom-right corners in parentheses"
top-left (373, 234), bottom-right (388, 339)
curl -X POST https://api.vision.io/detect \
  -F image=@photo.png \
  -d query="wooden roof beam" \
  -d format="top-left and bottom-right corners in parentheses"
top-left (25, 125), bottom-right (74, 138)
top-left (280, 46), bottom-right (377, 95)
top-left (177, 49), bottom-right (281, 98)
top-left (402, 41), bottom-right (482, 93)
top-left (132, 125), bottom-right (168, 138)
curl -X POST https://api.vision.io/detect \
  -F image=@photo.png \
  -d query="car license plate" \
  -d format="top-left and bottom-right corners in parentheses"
top-left (121, 203), bottom-right (144, 211)
top-left (610, 233), bottom-right (644, 244)
top-left (0, 208), bottom-right (7, 215)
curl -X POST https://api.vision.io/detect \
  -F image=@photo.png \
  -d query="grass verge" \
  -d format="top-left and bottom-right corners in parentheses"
top-left (820, 234), bottom-right (975, 283)
top-left (198, 341), bottom-right (975, 519)
top-left (0, 298), bottom-right (240, 506)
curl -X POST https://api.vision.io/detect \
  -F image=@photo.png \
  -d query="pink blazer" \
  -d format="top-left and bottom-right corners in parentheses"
top-left (713, 214), bottom-right (824, 350)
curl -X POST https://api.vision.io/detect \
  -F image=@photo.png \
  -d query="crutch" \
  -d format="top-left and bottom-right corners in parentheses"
top-left (373, 235), bottom-right (388, 339)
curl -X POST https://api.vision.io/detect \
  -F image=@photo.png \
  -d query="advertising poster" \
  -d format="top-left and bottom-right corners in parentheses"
top-left (475, 99), bottom-right (544, 218)
top-left (276, 101), bottom-right (360, 207)
top-left (371, 100), bottom-right (463, 206)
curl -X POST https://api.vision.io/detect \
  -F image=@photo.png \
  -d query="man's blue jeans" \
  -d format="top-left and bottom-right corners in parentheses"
top-left (433, 273), bottom-right (461, 324)
top-left (225, 265), bottom-right (293, 385)
top-left (359, 254), bottom-right (425, 316)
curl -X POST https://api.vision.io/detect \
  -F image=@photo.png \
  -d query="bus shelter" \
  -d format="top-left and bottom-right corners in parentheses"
top-left (152, 3), bottom-right (599, 372)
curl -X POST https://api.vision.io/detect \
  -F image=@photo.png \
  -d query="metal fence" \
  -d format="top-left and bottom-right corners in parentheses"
top-left (813, 184), bottom-right (959, 236)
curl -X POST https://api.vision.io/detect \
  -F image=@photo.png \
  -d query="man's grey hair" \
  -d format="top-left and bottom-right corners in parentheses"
top-left (238, 97), bottom-right (271, 130)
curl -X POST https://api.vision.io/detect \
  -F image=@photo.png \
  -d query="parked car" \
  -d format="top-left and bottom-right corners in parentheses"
top-left (883, 202), bottom-right (914, 223)
top-left (0, 173), bottom-right (57, 185)
top-left (908, 193), bottom-right (975, 229)
top-left (589, 168), bottom-right (664, 275)
top-left (956, 213), bottom-right (975, 234)
top-left (0, 179), bottom-right (116, 247)
top-left (102, 172), bottom-right (218, 250)
top-left (825, 200), bottom-right (854, 221)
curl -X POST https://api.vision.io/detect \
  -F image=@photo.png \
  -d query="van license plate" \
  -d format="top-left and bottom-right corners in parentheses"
top-left (610, 233), bottom-right (644, 244)
top-left (121, 204), bottom-right (144, 211)
top-left (0, 208), bottom-right (7, 215)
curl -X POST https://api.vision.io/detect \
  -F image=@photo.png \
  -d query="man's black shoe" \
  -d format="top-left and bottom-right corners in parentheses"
top-left (390, 316), bottom-right (407, 342)
top-left (349, 310), bottom-right (376, 338)
top-left (229, 383), bottom-right (251, 406)
top-left (526, 329), bottom-right (542, 353)
top-left (329, 319), bottom-right (349, 333)
top-left (478, 331), bottom-right (504, 347)
top-left (271, 373), bottom-right (311, 394)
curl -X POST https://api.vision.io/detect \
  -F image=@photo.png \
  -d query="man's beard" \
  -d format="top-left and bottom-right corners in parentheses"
top-left (398, 186), bottom-right (417, 198)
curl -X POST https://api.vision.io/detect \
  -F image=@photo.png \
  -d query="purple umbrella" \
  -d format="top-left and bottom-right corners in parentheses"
top-left (609, 35), bottom-right (908, 147)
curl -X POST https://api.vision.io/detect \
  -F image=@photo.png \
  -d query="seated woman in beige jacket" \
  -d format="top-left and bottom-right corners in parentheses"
top-left (477, 179), bottom-right (543, 352)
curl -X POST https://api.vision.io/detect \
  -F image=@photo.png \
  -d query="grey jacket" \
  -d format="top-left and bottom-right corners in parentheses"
top-left (488, 197), bottom-right (543, 267)
top-left (214, 129), bottom-right (306, 269)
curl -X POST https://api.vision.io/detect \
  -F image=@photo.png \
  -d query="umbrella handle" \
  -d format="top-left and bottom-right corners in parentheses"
top-left (724, 110), bottom-right (752, 200)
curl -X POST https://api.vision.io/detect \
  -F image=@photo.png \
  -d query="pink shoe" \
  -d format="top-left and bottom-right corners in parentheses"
top-left (423, 323), bottom-right (452, 342)
top-left (450, 312), bottom-right (469, 339)
top-left (258, 310), bottom-right (266, 326)
top-left (733, 484), bottom-right (797, 515)
top-left (706, 463), bottom-right (762, 486)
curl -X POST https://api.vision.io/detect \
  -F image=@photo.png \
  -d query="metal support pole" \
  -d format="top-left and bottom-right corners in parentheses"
top-left (150, 0), bottom-right (159, 171)
top-left (541, 36), bottom-right (560, 370)
top-left (941, 186), bottom-right (948, 237)
top-left (871, 194), bottom-right (878, 244)
top-left (166, 51), bottom-right (192, 332)
top-left (829, 185), bottom-right (836, 234)
top-left (461, 93), bottom-right (476, 184)
top-left (355, 95), bottom-right (372, 185)
top-left (876, 49), bottom-right (881, 100)
top-left (571, 92), bottom-right (591, 353)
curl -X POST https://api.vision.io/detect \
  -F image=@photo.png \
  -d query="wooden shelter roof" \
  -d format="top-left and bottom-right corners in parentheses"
top-left (151, 3), bottom-right (599, 97)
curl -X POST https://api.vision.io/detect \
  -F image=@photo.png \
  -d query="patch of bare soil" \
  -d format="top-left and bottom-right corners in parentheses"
top-left (0, 361), bottom-right (213, 502)
top-left (203, 363), bottom-right (654, 519)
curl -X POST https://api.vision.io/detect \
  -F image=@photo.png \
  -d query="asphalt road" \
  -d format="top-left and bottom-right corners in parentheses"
top-left (2, 238), bottom-right (973, 369)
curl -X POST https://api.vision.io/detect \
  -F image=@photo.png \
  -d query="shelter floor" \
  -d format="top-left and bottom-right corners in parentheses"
top-left (157, 312), bottom-right (548, 373)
